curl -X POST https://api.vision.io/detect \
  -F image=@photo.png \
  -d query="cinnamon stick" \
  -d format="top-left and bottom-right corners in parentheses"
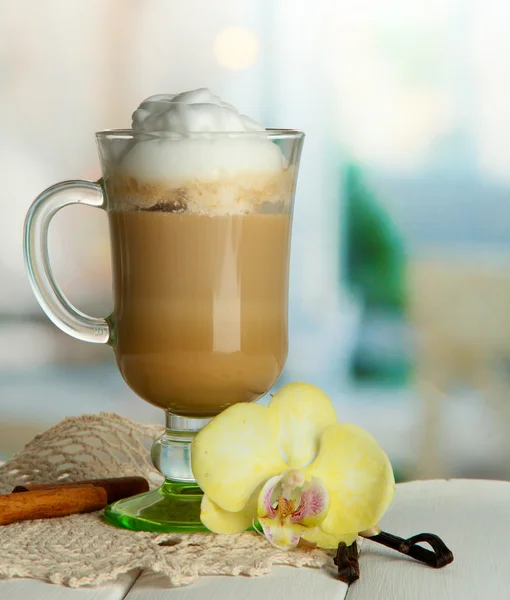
top-left (12, 476), bottom-right (149, 503)
top-left (0, 486), bottom-right (108, 526)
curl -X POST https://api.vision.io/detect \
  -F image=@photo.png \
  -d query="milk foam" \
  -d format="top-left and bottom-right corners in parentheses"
top-left (132, 89), bottom-right (264, 134)
top-left (114, 89), bottom-right (290, 213)
top-left (121, 135), bottom-right (286, 185)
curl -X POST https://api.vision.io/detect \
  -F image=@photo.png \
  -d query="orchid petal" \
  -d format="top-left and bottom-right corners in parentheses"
top-left (305, 423), bottom-right (394, 537)
top-left (257, 474), bottom-right (282, 519)
top-left (191, 403), bottom-right (287, 512)
top-left (256, 472), bottom-right (330, 550)
top-left (303, 527), bottom-right (358, 549)
top-left (200, 488), bottom-right (259, 534)
top-left (268, 383), bottom-right (338, 468)
top-left (258, 517), bottom-right (308, 550)
top-left (291, 477), bottom-right (329, 528)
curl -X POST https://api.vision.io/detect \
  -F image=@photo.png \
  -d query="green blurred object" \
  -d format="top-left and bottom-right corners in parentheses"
top-left (392, 466), bottom-right (408, 484)
top-left (345, 163), bottom-right (406, 309)
top-left (343, 163), bottom-right (409, 383)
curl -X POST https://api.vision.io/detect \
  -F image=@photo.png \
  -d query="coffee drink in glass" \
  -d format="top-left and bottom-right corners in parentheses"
top-left (24, 89), bottom-right (304, 531)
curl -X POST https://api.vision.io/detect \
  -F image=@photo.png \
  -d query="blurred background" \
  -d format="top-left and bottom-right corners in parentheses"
top-left (2, 0), bottom-right (510, 483)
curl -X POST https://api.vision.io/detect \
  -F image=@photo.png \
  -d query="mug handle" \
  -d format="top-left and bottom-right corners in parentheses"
top-left (23, 180), bottom-right (110, 344)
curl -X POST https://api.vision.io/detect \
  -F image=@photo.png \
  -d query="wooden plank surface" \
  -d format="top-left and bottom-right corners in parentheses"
top-left (2, 480), bottom-right (510, 599)
top-left (0, 571), bottom-right (140, 600)
top-left (350, 479), bottom-right (510, 600)
top-left (125, 566), bottom-right (348, 600)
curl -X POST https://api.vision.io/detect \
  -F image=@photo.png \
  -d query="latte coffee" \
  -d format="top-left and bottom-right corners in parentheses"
top-left (109, 207), bottom-right (290, 417)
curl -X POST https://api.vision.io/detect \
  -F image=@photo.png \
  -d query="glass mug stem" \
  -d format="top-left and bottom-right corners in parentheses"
top-left (151, 413), bottom-right (211, 481)
top-left (106, 412), bottom-right (211, 532)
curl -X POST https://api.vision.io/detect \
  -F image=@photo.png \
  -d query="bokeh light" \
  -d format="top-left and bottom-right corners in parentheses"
top-left (213, 26), bottom-right (259, 71)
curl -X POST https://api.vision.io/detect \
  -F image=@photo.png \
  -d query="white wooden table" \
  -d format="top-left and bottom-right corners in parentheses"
top-left (1, 480), bottom-right (509, 599)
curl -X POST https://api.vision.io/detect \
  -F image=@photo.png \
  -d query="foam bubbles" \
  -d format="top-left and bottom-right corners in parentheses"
top-left (121, 135), bottom-right (286, 185)
top-left (132, 89), bottom-right (264, 134)
top-left (113, 89), bottom-right (290, 214)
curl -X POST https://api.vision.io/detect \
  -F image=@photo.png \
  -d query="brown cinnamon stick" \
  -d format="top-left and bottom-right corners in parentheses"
top-left (12, 476), bottom-right (149, 503)
top-left (0, 486), bottom-right (108, 526)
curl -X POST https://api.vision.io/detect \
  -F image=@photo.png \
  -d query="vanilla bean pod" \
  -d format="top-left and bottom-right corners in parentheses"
top-left (363, 530), bottom-right (454, 568)
top-left (334, 541), bottom-right (360, 584)
top-left (334, 530), bottom-right (453, 584)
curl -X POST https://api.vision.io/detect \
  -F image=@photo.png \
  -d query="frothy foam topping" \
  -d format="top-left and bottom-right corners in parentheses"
top-left (113, 88), bottom-right (291, 214)
top-left (121, 135), bottom-right (286, 185)
top-left (132, 89), bottom-right (265, 134)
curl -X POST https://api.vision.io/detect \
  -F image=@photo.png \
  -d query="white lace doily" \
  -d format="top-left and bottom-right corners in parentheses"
top-left (0, 413), bottom-right (333, 588)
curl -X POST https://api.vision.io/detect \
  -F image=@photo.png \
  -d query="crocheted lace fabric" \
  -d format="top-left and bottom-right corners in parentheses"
top-left (0, 413), bottom-right (333, 588)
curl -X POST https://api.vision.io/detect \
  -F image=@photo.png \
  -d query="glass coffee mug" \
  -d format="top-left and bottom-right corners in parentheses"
top-left (23, 130), bottom-right (304, 532)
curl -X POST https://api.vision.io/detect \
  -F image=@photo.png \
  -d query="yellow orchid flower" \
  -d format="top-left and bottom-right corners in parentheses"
top-left (191, 382), bottom-right (395, 550)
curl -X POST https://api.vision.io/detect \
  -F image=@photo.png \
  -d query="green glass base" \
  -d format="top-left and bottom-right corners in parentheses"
top-left (104, 480), bottom-right (209, 533)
